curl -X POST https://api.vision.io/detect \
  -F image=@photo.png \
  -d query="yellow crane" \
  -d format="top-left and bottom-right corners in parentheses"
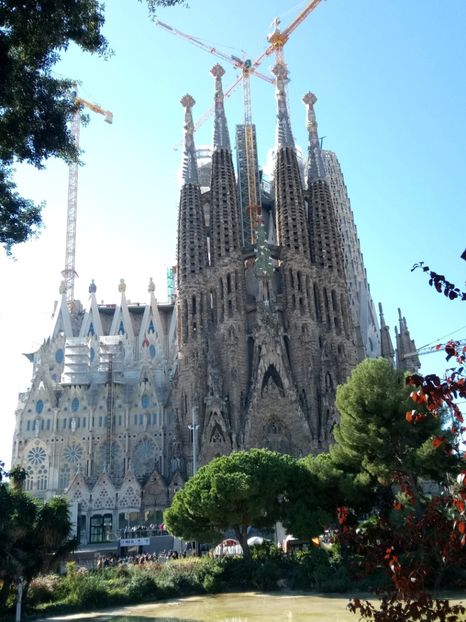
top-left (155, 0), bottom-right (323, 242)
top-left (63, 89), bottom-right (113, 305)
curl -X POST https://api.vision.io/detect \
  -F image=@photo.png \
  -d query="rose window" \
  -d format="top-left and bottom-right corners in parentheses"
top-left (133, 438), bottom-right (157, 478)
top-left (27, 446), bottom-right (46, 465)
top-left (64, 443), bottom-right (83, 464)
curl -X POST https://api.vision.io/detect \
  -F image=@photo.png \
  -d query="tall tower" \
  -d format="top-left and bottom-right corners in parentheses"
top-left (322, 149), bottom-right (381, 358)
top-left (175, 94), bottom-right (209, 473)
top-left (198, 65), bottom-right (249, 464)
top-left (235, 124), bottom-right (260, 246)
top-left (303, 91), bottom-right (362, 444)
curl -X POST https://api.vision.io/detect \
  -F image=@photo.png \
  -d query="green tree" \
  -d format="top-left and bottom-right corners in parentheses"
top-left (331, 358), bottom-right (456, 504)
top-left (0, 470), bottom-right (76, 610)
top-left (0, 0), bottom-right (185, 253)
top-left (164, 448), bottom-right (315, 560)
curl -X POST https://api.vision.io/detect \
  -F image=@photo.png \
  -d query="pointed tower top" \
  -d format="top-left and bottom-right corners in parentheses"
top-left (272, 62), bottom-right (295, 149)
top-left (378, 302), bottom-right (386, 325)
top-left (180, 93), bottom-right (199, 185)
top-left (396, 308), bottom-right (420, 373)
top-left (211, 64), bottom-right (231, 151)
top-left (378, 301), bottom-right (395, 362)
top-left (303, 91), bottom-right (326, 182)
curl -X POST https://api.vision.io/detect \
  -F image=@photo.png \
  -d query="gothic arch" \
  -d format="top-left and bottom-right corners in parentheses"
top-left (261, 364), bottom-right (285, 397)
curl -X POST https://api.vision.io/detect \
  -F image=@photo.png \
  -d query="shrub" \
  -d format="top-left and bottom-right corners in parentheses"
top-left (27, 575), bottom-right (60, 606)
top-left (127, 572), bottom-right (157, 601)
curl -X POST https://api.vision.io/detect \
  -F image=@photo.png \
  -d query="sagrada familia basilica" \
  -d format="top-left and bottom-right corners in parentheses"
top-left (11, 60), bottom-right (419, 544)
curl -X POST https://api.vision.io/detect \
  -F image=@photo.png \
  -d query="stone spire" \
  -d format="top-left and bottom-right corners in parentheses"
top-left (378, 302), bottom-right (394, 362)
top-left (395, 308), bottom-right (420, 372)
top-left (305, 92), bottom-right (343, 276)
top-left (177, 94), bottom-right (208, 286)
top-left (211, 64), bottom-right (231, 151)
top-left (181, 94), bottom-right (199, 185)
top-left (272, 62), bottom-right (294, 149)
top-left (273, 62), bottom-right (309, 258)
top-left (209, 65), bottom-right (242, 264)
top-left (303, 91), bottom-right (326, 183)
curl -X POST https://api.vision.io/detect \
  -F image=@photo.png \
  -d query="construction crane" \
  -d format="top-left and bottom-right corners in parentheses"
top-left (63, 89), bottom-right (113, 306)
top-left (155, 19), bottom-right (273, 149)
top-left (155, 1), bottom-right (323, 242)
top-left (265, 0), bottom-right (323, 65)
top-left (403, 339), bottom-right (466, 360)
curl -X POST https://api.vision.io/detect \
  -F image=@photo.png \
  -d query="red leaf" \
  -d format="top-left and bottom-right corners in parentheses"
top-left (458, 521), bottom-right (466, 534)
top-left (406, 410), bottom-right (416, 423)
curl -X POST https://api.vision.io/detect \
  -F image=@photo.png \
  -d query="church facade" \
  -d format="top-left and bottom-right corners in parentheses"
top-left (10, 61), bottom-right (418, 543)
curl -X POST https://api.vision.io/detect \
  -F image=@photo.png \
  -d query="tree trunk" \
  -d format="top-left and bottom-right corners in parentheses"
top-left (234, 525), bottom-right (251, 561)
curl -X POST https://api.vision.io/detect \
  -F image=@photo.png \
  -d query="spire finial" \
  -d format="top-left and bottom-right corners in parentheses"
top-left (272, 62), bottom-right (295, 149)
top-left (89, 279), bottom-right (97, 294)
top-left (119, 278), bottom-right (126, 293)
top-left (148, 277), bottom-right (155, 293)
top-left (211, 64), bottom-right (231, 151)
top-left (303, 91), bottom-right (326, 181)
top-left (378, 302), bottom-right (386, 324)
top-left (180, 94), bottom-right (199, 185)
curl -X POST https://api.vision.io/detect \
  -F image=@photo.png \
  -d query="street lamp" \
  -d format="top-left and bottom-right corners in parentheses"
top-left (188, 406), bottom-right (200, 475)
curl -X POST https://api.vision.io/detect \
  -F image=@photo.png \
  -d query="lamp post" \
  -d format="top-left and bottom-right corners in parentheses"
top-left (188, 406), bottom-right (200, 476)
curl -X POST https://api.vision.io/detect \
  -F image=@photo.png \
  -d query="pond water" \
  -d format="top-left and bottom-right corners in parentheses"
top-left (44, 592), bottom-right (359, 621)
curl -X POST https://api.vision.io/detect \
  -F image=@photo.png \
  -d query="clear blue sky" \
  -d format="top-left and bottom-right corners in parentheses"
top-left (1, 0), bottom-right (465, 467)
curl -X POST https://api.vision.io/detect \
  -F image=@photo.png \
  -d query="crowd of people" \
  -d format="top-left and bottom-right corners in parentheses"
top-left (119, 524), bottom-right (168, 538)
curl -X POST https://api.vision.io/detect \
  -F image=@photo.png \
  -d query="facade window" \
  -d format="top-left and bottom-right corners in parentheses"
top-left (63, 418), bottom-right (67, 430)
top-left (37, 465), bottom-right (48, 490)
top-left (134, 414), bottom-right (138, 425)
top-left (90, 514), bottom-right (113, 543)
top-left (99, 416), bottom-right (103, 427)
top-left (35, 400), bottom-right (44, 414)
top-left (26, 421), bottom-right (31, 431)
top-left (46, 419), bottom-right (51, 430)
top-left (82, 417), bottom-right (87, 428)
top-left (59, 464), bottom-right (71, 490)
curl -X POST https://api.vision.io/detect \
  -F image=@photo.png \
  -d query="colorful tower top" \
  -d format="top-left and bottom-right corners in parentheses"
top-left (211, 64), bottom-right (231, 152)
top-left (181, 94), bottom-right (199, 185)
top-left (303, 91), bottom-right (326, 182)
top-left (272, 62), bottom-right (294, 149)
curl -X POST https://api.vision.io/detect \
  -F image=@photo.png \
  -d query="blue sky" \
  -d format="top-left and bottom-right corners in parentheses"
top-left (1, 0), bottom-right (465, 466)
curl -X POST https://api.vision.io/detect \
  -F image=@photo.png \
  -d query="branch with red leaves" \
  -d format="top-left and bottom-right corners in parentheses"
top-left (411, 263), bottom-right (466, 301)
top-left (344, 341), bottom-right (466, 621)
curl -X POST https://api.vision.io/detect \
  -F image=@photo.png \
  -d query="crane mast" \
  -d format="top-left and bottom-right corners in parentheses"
top-left (242, 63), bottom-right (261, 243)
top-left (155, 0), bottom-right (323, 243)
top-left (63, 92), bottom-right (113, 306)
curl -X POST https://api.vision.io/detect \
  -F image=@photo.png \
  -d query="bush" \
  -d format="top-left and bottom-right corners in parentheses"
top-left (28, 575), bottom-right (60, 606)
top-left (127, 572), bottom-right (157, 601)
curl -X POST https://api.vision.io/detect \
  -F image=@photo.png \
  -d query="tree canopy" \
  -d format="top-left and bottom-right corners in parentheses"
top-left (164, 448), bottom-right (323, 559)
top-left (331, 357), bottom-right (456, 499)
top-left (0, 468), bottom-right (76, 610)
top-left (0, 0), bottom-right (185, 253)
